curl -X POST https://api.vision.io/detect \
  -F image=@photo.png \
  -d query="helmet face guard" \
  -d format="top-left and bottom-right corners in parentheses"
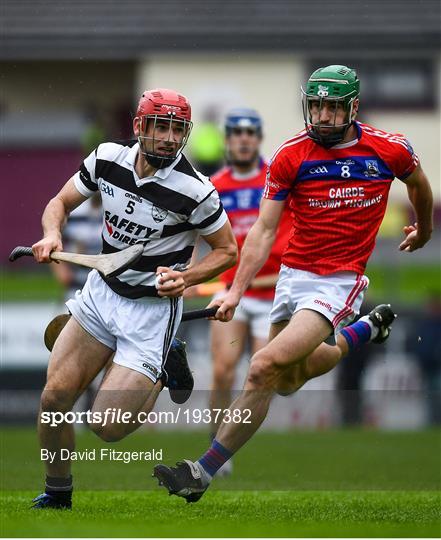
top-left (224, 107), bottom-right (262, 166)
top-left (301, 91), bottom-right (357, 148)
top-left (301, 65), bottom-right (360, 148)
top-left (136, 88), bottom-right (193, 169)
top-left (138, 113), bottom-right (193, 169)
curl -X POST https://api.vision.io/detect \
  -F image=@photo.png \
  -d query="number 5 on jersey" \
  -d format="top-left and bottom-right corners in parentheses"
top-left (125, 201), bottom-right (136, 214)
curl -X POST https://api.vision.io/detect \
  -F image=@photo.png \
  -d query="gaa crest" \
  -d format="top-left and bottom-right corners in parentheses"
top-left (151, 205), bottom-right (168, 223)
top-left (317, 85), bottom-right (329, 97)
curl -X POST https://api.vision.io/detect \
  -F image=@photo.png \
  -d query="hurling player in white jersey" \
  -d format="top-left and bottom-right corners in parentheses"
top-left (30, 89), bottom-right (237, 509)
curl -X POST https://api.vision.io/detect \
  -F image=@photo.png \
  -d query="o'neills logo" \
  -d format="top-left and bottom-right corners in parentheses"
top-left (142, 362), bottom-right (160, 378)
top-left (314, 299), bottom-right (332, 311)
top-left (265, 180), bottom-right (281, 190)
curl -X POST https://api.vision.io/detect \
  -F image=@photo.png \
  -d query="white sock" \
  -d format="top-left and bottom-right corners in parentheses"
top-left (358, 315), bottom-right (379, 340)
top-left (195, 461), bottom-right (212, 485)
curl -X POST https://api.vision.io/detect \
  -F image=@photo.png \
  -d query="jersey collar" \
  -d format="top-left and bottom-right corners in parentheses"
top-left (331, 121), bottom-right (362, 149)
top-left (331, 121), bottom-right (362, 150)
top-left (230, 156), bottom-right (265, 181)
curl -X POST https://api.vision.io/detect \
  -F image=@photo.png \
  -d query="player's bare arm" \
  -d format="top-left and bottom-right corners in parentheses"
top-left (212, 198), bottom-right (285, 321)
top-left (32, 177), bottom-right (88, 262)
top-left (249, 273), bottom-right (280, 289)
top-left (155, 221), bottom-right (237, 298)
top-left (399, 163), bottom-right (433, 252)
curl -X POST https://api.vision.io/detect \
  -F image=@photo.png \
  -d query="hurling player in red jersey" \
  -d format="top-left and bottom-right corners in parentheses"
top-left (207, 108), bottom-right (291, 475)
top-left (153, 66), bottom-right (433, 502)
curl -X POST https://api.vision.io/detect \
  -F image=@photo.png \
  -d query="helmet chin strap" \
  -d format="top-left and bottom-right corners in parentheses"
top-left (311, 124), bottom-right (351, 148)
top-left (144, 152), bottom-right (175, 170)
top-left (310, 102), bottom-right (355, 148)
top-left (138, 137), bottom-right (176, 170)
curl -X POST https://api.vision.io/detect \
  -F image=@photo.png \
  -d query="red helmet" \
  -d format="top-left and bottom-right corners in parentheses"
top-left (136, 88), bottom-right (193, 169)
top-left (136, 88), bottom-right (192, 122)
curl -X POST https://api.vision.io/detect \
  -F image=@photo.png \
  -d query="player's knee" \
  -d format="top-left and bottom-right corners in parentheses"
top-left (212, 361), bottom-right (235, 390)
top-left (40, 386), bottom-right (75, 414)
top-left (90, 422), bottom-right (126, 443)
top-left (247, 350), bottom-right (278, 389)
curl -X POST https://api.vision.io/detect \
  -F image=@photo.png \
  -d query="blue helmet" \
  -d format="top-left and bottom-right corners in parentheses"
top-left (225, 108), bottom-right (262, 136)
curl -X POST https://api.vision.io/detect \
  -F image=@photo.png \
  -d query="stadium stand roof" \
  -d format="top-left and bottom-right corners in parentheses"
top-left (1, 0), bottom-right (440, 60)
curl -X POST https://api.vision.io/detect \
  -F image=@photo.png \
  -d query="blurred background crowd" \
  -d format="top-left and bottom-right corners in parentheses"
top-left (1, 0), bottom-right (440, 429)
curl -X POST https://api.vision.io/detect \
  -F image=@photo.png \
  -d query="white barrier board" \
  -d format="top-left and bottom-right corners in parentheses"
top-left (1, 303), bottom-right (62, 367)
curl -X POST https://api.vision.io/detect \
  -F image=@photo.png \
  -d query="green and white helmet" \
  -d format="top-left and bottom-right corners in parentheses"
top-left (301, 65), bottom-right (360, 147)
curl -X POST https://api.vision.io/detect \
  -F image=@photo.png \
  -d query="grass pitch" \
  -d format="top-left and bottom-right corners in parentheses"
top-left (1, 490), bottom-right (440, 537)
top-left (2, 264), bottom-right (440, 303)
top-left (1, 428), bottom-right (440, 537)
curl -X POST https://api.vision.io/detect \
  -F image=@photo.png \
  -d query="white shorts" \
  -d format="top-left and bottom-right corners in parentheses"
top-left (213, 291), bottom-right (271, 340)
top-left (66, 270), bottom-right (183, 383)
top-left (270, 265), bottom-right (369, 342)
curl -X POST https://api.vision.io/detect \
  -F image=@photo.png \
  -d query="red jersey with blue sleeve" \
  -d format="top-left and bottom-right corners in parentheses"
top-left (263, 122), bottom-right (419, 275)
top-left (212, 159), bottom-right (291, 300)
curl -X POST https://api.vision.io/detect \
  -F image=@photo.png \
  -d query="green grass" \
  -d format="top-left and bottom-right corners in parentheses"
top-left (0, 269), bottom-right (64, 302)
top-left (1, 428), bottom-right (440, 491)
top-left (365, 263), bottom-right (441, 304)
top-left (1, 264), bottom-right (440, 303)
top-left (1, 428), bottom-right (440, 537)
top-left (1, 490), bottom-right (440, 537)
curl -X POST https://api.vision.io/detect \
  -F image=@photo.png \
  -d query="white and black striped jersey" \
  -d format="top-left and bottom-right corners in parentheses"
top-left (73, 140), bottom-right (227, 299)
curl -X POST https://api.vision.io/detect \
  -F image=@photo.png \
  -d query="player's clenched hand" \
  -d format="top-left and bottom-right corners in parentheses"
top-left (155, 266), bottom-right (186, 298)
top-left (399, 223), bottom-right (431, 252)
top-left (207, 291), bottom-right (240, 322)
top-left (32, 234), bottom-right (63, 263)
